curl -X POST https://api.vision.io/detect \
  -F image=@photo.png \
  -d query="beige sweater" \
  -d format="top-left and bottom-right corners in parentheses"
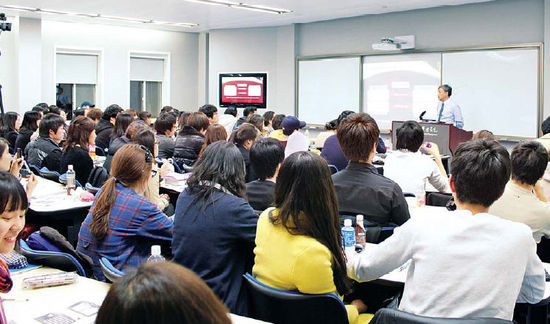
top-left (144, 164), bottom-right (169, 211)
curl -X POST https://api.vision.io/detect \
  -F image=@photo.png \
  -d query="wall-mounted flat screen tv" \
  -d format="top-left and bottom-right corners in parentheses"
top-left (219, 73), bottom-right (267, 108)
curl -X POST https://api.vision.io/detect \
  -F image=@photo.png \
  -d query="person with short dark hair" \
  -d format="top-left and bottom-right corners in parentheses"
top-left (24, 113), bottom-right (65, 171)
top-left (348, 139), bottom-right (545, 321)
top-left (60, 116), bottom-right (96, 185)
top-left (262, 111), bottom-right (275, 133)
top-left (125, 109), bottom-right (138, 120)
top-left (268, 114), bottom-right (287, 143)
top-left (154, 113), bottom-right (177, 159)
top-left (490, 141), bottom-right (550, 242)
top-left (472, 129), bottom-right (496, 141)
top-left (231, 123), bottom-right (258, 183)
top-left (435, 84), bottom-right (464, 129)
top-left (199, 104), bottom-right (219, 124)
top-left (219, 107), bottom-right (238, 136)
top-left (384, 120), bottom-right (449, 195)
top-left (138, 111), bottom-right (152, 126)
top-left (248, 114), bottom-right (264, 136)
top-left (15, 111), bottom-right (41, 152)
top-left (315, 119), bottom-right (338, 150)
top-left (87, 108), bottom-right (103, 124)
top-left (246, 138), bottom-right (284, 211)
top-left (96, 261), bottom-right (231, 324)
top-left (73, 108), bottom-right (86, 118)
top-left (31, 105), bottom-right (46, 118)
top-left (172, 141), bottom-right (258, 315)
top-left (103, 121), bottom-right (148, 172)
top-left (233, 106), bottom-right (257, 130)
top-left (95, 104), bottom-right (123, 152)
top-left (161, 106), bottom-right (174, 115)
top-left (174, 112), bottom-right (209, 168)
top-left (332, 113), bottom-right (409, 226)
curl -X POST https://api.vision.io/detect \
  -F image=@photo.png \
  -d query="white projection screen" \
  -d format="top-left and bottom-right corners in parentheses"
top-left (362, 53), bottom-right (441, 130)
top-left (298, 57), bottom-right (360, 125)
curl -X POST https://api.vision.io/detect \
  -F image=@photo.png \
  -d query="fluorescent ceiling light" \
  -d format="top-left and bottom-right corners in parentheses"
top-left (0, 5), bottom-right (38, 12)
top-left (99, 14), bottom-right (151, 23)
top-left (183, 0), bottom-right (292, 14)
top-left (152, 21), bottom-right (199, 27)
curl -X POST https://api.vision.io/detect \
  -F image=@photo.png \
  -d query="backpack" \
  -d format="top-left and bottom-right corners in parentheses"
top-left (87, 166), bottom-right (109, 188)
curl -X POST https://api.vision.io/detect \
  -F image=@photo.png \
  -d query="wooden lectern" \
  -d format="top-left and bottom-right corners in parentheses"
top-left (391, 121), bottom-right (473, 156)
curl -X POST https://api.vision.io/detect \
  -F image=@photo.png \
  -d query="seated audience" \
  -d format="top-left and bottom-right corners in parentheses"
top-left (110, 113), bottom-right (133, 142)
top-left (0, 139), bottom-right (38, 196)
top-left (104, 121), bottom-right (148, 172)
top-left (348, 139), bottom-right (545, 320)
top-left (95, 104), bottom-right (123, 153)
top-left (490, 141), bottom-right (550, 242)
top-left (73, 108), bottom-right (86, 118)
top-left (132, 129), bottom-right (173, 215)
top-left (31, 105), bottom-right (46, 118)
top-left (472, 129), bottom-right (496, 141)
top-left (60, 116), bottom-right (96, 185)
top-left (268, 114), bottom-right (287, 143)
top-left (315, 119), bottom-right (338, 150)
top-left (177, 112), bottom-right (191, 132)
top-left (96, 261), bottom-right (231, 324)
top-left (15, 111), bottom-right (41, 152)
top-left (218, 107), bottom-right (238, 137)
top-left (537, 116), bottom-right (550, 201)
top-left (253, 152), bottom-right (371, 324)
top-left (1, 112), bottom-right (20, 148)
top-left (138, 111), bottom-right (152, 126)
top-left (199, 104), bottom-right (219, 124)
top-left (233, 106), bottom-right (256, 131)
top-left (384, 121), bottom-right (449, 194)
top-left (246, 138), bottom-right (284, 211)
top-left (0, 171), bottom-right (29, 299)
top-left (154, 113), bottom-right (177, 159)
top-left (125, 109), bottom-right (138, 120)
top-left (248, 114), bottom-right (265, 137)
top-left (263, 110), bottom-right (275, 134)
top-left (231, 123), bottom-right (258, 183)
top-left (25, 113), bottom-right (65, 172)
top-left (174, 112), bottom-right (209, 168)
top-left (87, 108), bottom-right (103, 124)
top-left (77, 144), bottom-right (173, 280)
top-left (332, 113), bottom-right (409, 226)
top-left (282, 116), bottom-right (308, 158)
top-left (161, 106), bottom-right (174, 115)
top-left (172, 141), bottom-right (257, 315)
top-left (199, 124), bottom-right (227, 156)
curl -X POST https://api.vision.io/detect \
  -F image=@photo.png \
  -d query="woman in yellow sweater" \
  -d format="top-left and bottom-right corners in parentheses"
top-left (252, 151), bottom-right (372, 324)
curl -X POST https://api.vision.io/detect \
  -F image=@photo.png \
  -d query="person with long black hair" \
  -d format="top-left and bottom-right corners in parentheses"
top-left (1, 112), bottom-right (20, 148)
top-left (15, 111), bottom-right (41, 152)
top-left (252, 151), bottom-right (372, 323)
top-left (172, 141), bottom-right (257, 316)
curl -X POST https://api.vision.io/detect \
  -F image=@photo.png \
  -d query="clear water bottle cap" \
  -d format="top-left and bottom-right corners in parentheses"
top-left (344, 219), bottom-right (352, 227)
top-left (68, 165), bottom-right (74, 171)
top-left (151, 245), bottom-right (161, 255)
top-left (356, 214), bottom-right (364, 222)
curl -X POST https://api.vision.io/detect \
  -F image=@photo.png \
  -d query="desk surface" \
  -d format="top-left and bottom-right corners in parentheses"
top-left (3, 267), bottom-right (270, 324)
top-left (25, 177), bottom-right (93, 213)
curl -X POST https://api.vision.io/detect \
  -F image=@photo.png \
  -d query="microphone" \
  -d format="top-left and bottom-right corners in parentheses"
top-left (419, 111), bottom-right (426, 121)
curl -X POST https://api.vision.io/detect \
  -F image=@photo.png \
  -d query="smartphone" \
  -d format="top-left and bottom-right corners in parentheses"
top-left (16, 148), bottom-right (22, 159)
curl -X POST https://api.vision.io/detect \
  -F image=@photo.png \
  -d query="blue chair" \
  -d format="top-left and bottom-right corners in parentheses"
top-left (18, 239), bottom-right (87, 276)
top-left (95, 146), bottom-right (107, 156)
top-left (243, 273), bottom-right (349, 324)
top-left (328, 164), bottom-right (339, 174)
top-left (28, 163), bottom-right (41, 175)
top-left (172, 160), bottom-right (183, 173)
top-left (370, 308), bottom-right (513, 324)
top-left (85, 182), bottom-right (101, 194)
top-left (39, 167), bottom-right (61, 182)
top-left (100, 257), bottom-right (125, 283)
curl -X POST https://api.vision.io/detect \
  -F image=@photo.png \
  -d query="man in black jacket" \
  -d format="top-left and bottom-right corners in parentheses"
top-left (95, 104), bottom-right (123, 154)
top-left (24, 113), bottom-right (65, 172)
top-left (246, 138), bottom-right (284, 212)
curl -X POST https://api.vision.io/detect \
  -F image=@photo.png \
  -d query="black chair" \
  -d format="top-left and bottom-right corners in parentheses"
top-left (425, 192), bottom-right (453, 207)
top-left (339, 214), bottom-right (395, 243)
top-left (243, 273), bottom-right (349, 324)
top-left (370, 308), bottom-right (514, 324)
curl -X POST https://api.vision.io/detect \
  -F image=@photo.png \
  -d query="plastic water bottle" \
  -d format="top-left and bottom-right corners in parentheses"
top-left (66, 165), bottom-right (76, 195)
top-left (342, 219), bottom-right (356, 255)
top-left (355, 214), bottom-right (367, 247)
top-left (147, 245), bottom-right (165, 262)
top-left (89, 144), bottom-right (96, 160)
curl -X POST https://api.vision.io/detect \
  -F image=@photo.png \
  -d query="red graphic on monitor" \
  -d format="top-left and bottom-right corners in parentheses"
top-left (221, 77), bottom-right (264, 104)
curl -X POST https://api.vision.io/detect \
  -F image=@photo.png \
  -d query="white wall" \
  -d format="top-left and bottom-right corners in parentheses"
top-left (0, 16), bottom-right (19, 113)
top-left (18, 18), bottom-right (42, 112)
top-left (39, 21), bottom-right (199, 111)
top-left (208, 25), bottom-right (296, 116)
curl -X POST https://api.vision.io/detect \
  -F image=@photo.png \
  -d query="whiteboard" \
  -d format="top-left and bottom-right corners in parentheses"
top-left (442, 49), bottom-right (539, 138)
top-left (298, 57), bottom-right (360, 125)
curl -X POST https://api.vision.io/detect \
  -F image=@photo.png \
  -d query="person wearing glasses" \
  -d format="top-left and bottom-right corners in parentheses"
top-left (77, 144), bottom-right (173, 281)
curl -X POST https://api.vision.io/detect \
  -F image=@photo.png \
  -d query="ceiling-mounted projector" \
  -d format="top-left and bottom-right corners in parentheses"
top-left (372, 35), bottom-right (415, 51)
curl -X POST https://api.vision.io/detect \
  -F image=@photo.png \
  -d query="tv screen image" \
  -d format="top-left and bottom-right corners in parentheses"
top-left (219, 73), bottom-right (267, 108)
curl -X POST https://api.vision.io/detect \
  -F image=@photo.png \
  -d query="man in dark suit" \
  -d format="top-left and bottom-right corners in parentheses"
top-left (246, 138), bottom-right (284, 212)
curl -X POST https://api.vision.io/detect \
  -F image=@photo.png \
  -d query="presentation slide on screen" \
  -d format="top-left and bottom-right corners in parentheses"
top-left (221, 76), bottom-right (264, 104)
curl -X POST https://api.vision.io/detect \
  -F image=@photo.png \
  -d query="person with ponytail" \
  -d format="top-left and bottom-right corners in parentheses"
top-left (77, 144), bottom-right (173, 281)
top-left (252, 151), bottom-right (372, 324)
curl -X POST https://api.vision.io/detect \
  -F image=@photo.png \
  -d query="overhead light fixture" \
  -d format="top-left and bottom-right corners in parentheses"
top-left (0, 4), bottom-right (198, 28)
top-left (184, 0), bottom-right (292, 14)
top-left (372, 35), bottom-right (415, 51)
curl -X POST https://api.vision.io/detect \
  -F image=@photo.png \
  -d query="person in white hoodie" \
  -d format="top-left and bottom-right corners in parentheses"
top-left (218, 107), bottom-right (238, 139)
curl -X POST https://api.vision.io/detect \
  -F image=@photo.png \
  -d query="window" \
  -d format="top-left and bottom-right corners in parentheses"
top-left (56, 53), bottom-right (98, 119)
top-left (130, 57), bottom-right (164, 117)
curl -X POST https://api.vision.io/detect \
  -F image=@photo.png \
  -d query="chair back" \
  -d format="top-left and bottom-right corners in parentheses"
top-left (328, 164), bottom-right (339, 174)
top-left (39, 167), bottom-right (61, 182)
top-left (370, 308), bottom-right (514, 324)
top-left (95, 146), bottom-right (107, 156)
top-left (19, 239), bottom-right (87, 276)
top-left (100, 257), bottom-right (125, 283)
top-left (339, 214), bottom-right (395, 243)
top-left (28, 163), bottom-right (41, 175)
top-left (243, 273), bottom-right (349, 324)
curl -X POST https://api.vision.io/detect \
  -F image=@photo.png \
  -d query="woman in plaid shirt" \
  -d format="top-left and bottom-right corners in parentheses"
top-left (77, 144), bottom-right (173, 280)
